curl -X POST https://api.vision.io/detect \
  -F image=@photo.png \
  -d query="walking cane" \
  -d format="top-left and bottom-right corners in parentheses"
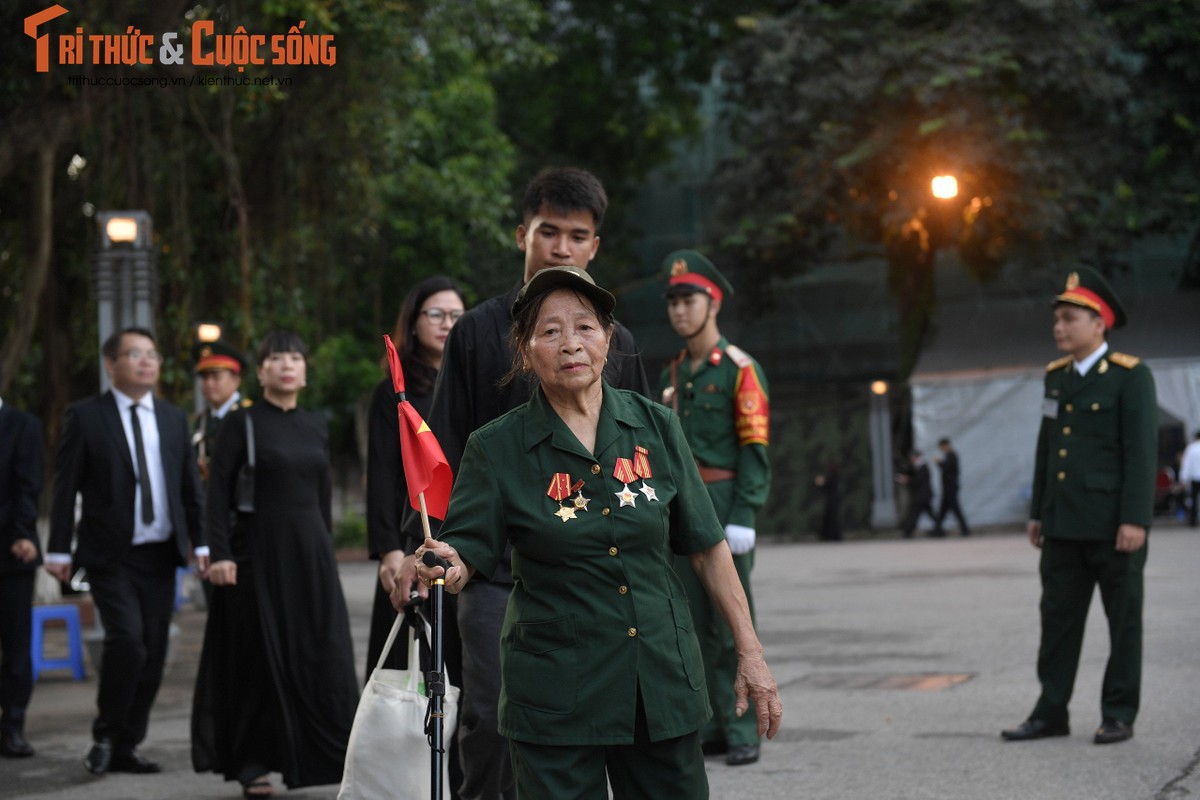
top-left (422, 547), bottom-right (450, 800)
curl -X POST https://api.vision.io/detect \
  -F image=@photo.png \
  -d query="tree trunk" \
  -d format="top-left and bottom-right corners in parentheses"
top-left (0, 136), bottom-right (58, 396)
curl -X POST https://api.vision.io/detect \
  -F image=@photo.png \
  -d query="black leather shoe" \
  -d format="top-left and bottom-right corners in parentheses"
top-left (109, 749), bottom-right (162, 774)
top-left (725, 744), bottom-right (760, 766)
top-left (0, 730), bottom-right (34, 758)
top-left (1000, 718), bottom-right (1070, 741)
top-left (84, 739), bottom-right (112, 774)
top-left (1094, 718), bottom-right (1133, 744)
top-left (700, 739), bottom-right (728, 757)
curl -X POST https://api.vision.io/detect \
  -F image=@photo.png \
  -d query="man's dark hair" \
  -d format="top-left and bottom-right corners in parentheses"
top-left (101, 326), bottom-right (156, 361)
top-left (938, 437), bottom-right (951, 447)
top-left (522, 167), bottom-right (608, 230)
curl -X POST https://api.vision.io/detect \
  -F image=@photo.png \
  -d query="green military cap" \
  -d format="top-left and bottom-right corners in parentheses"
top-left (512, 265), bottom-right (616, 318)
top-left (663, 249), bottom-right (734, 302)
top-left (1054, 266), bottom-right (1126, 329)
top-left (191, 339), bottom-right (246, 374)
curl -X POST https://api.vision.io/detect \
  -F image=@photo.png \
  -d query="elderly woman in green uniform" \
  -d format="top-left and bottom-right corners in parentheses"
top-left (416, 266), bottom-right (782, 799)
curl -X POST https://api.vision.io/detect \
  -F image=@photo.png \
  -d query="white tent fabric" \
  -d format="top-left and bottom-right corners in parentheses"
top-left (913, 359), bottom-right (1200, 528)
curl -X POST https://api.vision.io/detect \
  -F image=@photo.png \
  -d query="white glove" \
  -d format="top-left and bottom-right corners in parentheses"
top-left (724, 524), bottom-right (756, 555)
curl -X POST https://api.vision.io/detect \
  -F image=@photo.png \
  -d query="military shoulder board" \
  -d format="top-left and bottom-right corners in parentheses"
top-left (724, 343), bottom-right (754, 369)
top-left (1045, 356), bottom-right (1072, 372)
top-left (1108, 352), bottom-right (1140, 369)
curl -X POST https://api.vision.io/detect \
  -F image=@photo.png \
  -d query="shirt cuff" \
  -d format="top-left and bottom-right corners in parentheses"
top-left (193, 546), bottom-right (210, 558)
top-left (44, 552), bottom-right (72, 565)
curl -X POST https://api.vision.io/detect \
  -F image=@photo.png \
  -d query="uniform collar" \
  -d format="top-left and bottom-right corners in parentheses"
top-left (522, 381), bottom-right (643, 457)
top-left (1074, 341), bottom-right (1109, 376)
top-left (679, 335), bottom-right (728, 372)
top-left (211, 391), bottom-right (242, 419)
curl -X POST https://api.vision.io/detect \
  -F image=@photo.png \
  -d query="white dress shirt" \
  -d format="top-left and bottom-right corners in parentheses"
top-left (111, 387), bottom-right (173, 545)
top-left (1074, 341), bottom-right (1109, 376)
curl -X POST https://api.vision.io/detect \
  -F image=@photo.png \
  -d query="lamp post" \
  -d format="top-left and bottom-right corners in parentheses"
top-left (94, 210), bottom-right (155, 391)
top-left (868, 379), bottom-right (898, 529)
top-left (192, 322), bottom-right (223, 414)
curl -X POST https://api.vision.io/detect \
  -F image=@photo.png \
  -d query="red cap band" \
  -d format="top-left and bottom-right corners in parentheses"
top-left (1058, 287), bottom-right (1115, 329)
top-left (195, 354), bottom-right (242, 374)
top-left (669, 272), bottom-right (723, 303)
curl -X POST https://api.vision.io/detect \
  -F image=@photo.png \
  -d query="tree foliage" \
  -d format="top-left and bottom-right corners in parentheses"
top-left (711, 0), bottom-right (1200, 289)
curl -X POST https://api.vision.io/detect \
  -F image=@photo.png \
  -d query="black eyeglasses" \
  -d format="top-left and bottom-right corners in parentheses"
top-left (421, 309), bottom-right (464, 323)
top-left (119, 349), bottom-right (163, 363)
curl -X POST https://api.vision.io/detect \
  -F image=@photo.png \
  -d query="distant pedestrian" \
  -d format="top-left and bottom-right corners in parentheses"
top-left (1002, 267), bottom-right (1156, 746)
top-left (815, 463), bottom-right (843, 541)
top-left (897, 450), bottom-right (936, 538)
top-left (191, 339), bottom-right (250, 484)
top-left (0, 387), bottom-right (45, 759)
top-left (934, 437), bottom-right (970, 536)
top-left (1179, 432), bottom-right (1200, 527)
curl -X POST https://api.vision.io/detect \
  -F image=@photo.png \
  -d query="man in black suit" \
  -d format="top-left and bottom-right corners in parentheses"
top-left (0, 387), bottom-right (45, 759)
top-left (46, 327), bottom-right (208, 775)
top-left (934, 437), bottom-right (970, 536)
top-left (898, 449), bottom-right (937, 538)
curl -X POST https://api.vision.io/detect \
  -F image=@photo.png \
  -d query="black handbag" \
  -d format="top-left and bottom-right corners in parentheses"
top-left (235, 412), bottom-right (256, 513)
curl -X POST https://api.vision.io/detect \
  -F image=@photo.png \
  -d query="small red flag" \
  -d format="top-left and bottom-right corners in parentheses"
top-left (383, 335), bottom-right (453, 520)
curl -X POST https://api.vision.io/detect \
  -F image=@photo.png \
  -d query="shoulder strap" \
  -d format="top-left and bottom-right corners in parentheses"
top-left (245, 411), bottom-right (255, 467)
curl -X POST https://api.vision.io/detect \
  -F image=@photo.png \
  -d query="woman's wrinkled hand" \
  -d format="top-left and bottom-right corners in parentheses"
top-left (733, 650), bottom-right (783, 740)
top-left (207, 560), bottom-right (237, 586)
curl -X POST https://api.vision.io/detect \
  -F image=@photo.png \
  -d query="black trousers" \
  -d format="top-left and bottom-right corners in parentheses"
top-left (86, 542), bottom-right (178, 751)
top-left (0, 572), bottom-right (35, 733)
top-left (936, 489), bottom-right (970, 534)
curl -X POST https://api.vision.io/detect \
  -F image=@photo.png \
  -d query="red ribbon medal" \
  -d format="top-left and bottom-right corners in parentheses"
top-left (547, 473), bottom-right (577, 522)
top-left (633, 445), bottom-right (658, 501)
top-left (613, 458), bottom-right (638, 508)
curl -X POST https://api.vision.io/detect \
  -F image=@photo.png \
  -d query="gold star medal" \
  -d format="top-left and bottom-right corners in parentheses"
top-left (633, 445), bottom-right (658, 501)
top-left (613, 457), bottom-right (638, 508)
top-left (547, 472), bottom-right (577, 522)
top-left (570, 479), bottom-right (589, 511)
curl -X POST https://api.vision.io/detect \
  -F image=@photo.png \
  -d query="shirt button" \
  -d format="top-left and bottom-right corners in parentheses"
top-left (608, 546), bottom-right (618, 556)
top-left (1057, 471), bottom-right (1066, 481)
top-left (685, 382), bottom-right (693, 389)
top-left (602, 508), bottom-right (611, 517)
top-left (1065, 403), bottom-right (1073, 412)
top-left (1059, 449), bottom-right (1068, 458)
top-left (1062, 426), bottom-right (1071, 435)
top-left (618, 585), bottom-right (628, 595)
top-left (627, 627), bottom-right (638, 637)
top-left (683, 410), bottom-right (690, 417)
top-left (1092, 403), bottom-right (1100, 411)
top-left (591, 464), bottom-right (601, 475)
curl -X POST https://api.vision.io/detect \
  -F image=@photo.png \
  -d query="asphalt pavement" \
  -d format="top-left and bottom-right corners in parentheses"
top-left (6, 524), bottom-right (1200, 799)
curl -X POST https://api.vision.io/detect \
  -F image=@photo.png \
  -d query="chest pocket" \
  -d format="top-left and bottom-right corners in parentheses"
top-left (698, 383), bottom-right (731, 415)
top-left (1082, 398), bottom-right (1115, 437)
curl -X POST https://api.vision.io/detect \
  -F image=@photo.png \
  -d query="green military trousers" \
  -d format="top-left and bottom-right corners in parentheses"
top-left (1031, 538), bottom-right (1147, 725)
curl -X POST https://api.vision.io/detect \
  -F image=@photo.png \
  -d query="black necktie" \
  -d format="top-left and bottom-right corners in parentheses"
top-left (129, 404), bottom-right (155, 524)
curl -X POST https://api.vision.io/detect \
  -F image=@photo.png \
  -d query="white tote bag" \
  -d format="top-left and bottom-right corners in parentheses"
top-left (338, 613), bottom-right (460, 800)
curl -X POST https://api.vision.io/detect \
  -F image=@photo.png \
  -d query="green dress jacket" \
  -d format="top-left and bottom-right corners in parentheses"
top-left (657, 337), bottom-right (770, 528)
top-left (438, 382), bottom-right (724, 745)
top-left (1030, 350), bottom-right (1157, 539)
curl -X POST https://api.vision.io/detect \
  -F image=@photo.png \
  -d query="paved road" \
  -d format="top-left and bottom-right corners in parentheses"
top-left (7, 526), bottom-right (1199, 799)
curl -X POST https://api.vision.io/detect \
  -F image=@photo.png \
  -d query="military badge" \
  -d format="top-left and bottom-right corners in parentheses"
top-left (1065, 271), bottom-right (1079, 290)
top-left (671, 258), bottom-right (688, 277)
top-left (613, 457), bottom-right (638, 508)
top-left (633, 445), bottom-right (658, 501)
top-left (547, 472), bottom-right (584, 522)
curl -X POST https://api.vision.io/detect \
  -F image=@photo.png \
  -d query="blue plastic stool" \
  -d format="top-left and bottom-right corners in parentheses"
top-left (175, 566), bottom-right (193, 611)
top-left (31, 604), bottom-right (87, 681)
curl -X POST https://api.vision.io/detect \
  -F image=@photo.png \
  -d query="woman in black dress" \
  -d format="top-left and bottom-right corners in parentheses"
top-left (192, 331), bottom-right (359, 798)
top-left (365, 276), bottom-right (465, 673)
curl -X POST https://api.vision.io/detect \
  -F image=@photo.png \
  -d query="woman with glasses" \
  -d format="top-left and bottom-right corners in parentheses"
top-left (192, 331), bottom-right (359, 798)
top-left (365, 276), bottom-right (467, 675)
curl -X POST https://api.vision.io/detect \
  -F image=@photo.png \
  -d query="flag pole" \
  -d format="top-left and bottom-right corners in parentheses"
top-left (419, 490), bottom-right (447, 800)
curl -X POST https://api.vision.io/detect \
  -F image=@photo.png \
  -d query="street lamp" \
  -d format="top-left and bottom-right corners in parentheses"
top-left (93, 210), bottom-right (155, 390)
top-left (868, 380), bottom-right (898, 529)
top-left (931, 175), bottom-right (959, 200)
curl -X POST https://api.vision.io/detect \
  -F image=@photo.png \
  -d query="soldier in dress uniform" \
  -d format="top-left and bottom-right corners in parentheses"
top-left (1002, 267), bottom-right (1157, 746)
top-left (659, 250), bottom-right (771, 766)
top-left (191, 340), bottom-right (250, 483)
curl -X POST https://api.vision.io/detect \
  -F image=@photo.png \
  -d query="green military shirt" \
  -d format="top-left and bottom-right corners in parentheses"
top-left (437, 382), bottom-right (724, 746)
top-left (1030, 349), bottom-right (1157, 540)
top-left (658, 337), bottom-right (770, 527)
